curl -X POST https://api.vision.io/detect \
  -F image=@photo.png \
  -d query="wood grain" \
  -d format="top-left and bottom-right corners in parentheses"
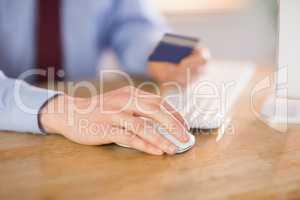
top-left (1, 67), bottom-right (300, 200)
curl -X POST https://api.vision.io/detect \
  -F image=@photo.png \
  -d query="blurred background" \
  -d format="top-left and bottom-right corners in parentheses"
top-left (101, 0), bottom-right (278, 70)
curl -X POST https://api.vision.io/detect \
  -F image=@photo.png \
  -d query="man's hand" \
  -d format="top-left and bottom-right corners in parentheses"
top-left (148, 48), bottom-right (210, 86)
top-left (39, 86), bottom-right (190, 155)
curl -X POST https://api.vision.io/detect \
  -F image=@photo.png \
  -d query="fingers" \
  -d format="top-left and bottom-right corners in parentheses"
top-left (180, 48), bottom-right (210, 69)
top-left (127, 98), bottom-right (189, 143)
top-left (161, 101), bottom-right (189, 130)
top-left (148, 62), bottom-right (176, 82)
top-left (104, 86), bottom-right (190, 144)
top-left (192, 48), bottom-right (211, 62)
top-left (180, 55), bottom-right (205, 69)
top-left (132, 89), bottom-right (189, 130)
top-left (129, 89), bottom-right (189, 142)
top-left (108, 128), bottom-right (164, 155)
top-left (111, 114), bottom-right (178, 155)
top-left (115, 87), bottom-right (188, 131)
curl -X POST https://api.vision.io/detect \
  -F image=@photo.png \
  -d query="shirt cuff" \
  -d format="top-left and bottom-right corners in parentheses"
top-left (9, 80), bottom-right (63, 134)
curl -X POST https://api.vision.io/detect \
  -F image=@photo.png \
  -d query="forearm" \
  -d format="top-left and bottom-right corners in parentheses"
top-left (109, 0), bottom-right (169, 76)
top-left (114, 28), bottom-right (164, 76)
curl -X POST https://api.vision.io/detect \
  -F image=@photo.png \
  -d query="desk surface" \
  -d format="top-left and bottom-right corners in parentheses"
top-left (1, 67), bottom-right (300, 200)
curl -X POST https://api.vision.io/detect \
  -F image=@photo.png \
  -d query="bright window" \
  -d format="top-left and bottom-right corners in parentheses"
top-left (151, 0), bottom-right (250, 14)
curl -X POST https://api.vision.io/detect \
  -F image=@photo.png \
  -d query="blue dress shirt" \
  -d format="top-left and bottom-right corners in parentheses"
top-left (0, 0), bottom-right (166, 133)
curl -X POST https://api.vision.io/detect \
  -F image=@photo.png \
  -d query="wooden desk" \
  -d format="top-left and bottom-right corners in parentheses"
top-left (1, 67), bottom-right (300, 200)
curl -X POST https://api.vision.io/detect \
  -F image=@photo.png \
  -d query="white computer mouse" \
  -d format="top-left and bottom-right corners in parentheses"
top-left (155, 123), bottom-right (195, 153)
top-left (117, 117), bottom-right (195, 154)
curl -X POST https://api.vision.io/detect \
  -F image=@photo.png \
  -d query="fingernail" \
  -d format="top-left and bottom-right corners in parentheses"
top-left (154, 149), bottom-right (164, 155)
top-left (149, 146), bottom-right (164, 155)
top-left (168, 145), bottom-right (177, 154)
top-left (182, 132), bottom-right (190, 142)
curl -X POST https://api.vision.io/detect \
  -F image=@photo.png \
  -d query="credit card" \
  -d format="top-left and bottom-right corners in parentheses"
top-left (149, 33), bottom-right (199, 64)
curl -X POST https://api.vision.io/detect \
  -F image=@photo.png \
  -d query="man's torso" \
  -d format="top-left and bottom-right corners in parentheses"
top-left (0, 0), bottom-right (115, 80)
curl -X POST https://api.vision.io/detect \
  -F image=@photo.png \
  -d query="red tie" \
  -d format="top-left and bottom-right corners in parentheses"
top-left (36, 0), bottom-right (63, 82)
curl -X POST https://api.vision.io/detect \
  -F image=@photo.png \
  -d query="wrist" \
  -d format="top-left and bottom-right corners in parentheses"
top-left (39, 94), bottom-right (69, 135)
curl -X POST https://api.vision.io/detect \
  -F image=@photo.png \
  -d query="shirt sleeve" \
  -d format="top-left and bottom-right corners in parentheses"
top-left (0, 71), bottom-right (62, 134)
top-left (108, 0), bottom-right (169, 76)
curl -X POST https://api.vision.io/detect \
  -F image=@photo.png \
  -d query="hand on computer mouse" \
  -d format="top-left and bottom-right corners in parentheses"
top-left (39, 86), bottom-right (190, 155)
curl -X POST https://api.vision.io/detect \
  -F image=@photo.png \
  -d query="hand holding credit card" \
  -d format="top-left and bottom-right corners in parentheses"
top-left (149, 33), bottom-right (200, 64)
top-left (148, 33), bottom-right (208, 86)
